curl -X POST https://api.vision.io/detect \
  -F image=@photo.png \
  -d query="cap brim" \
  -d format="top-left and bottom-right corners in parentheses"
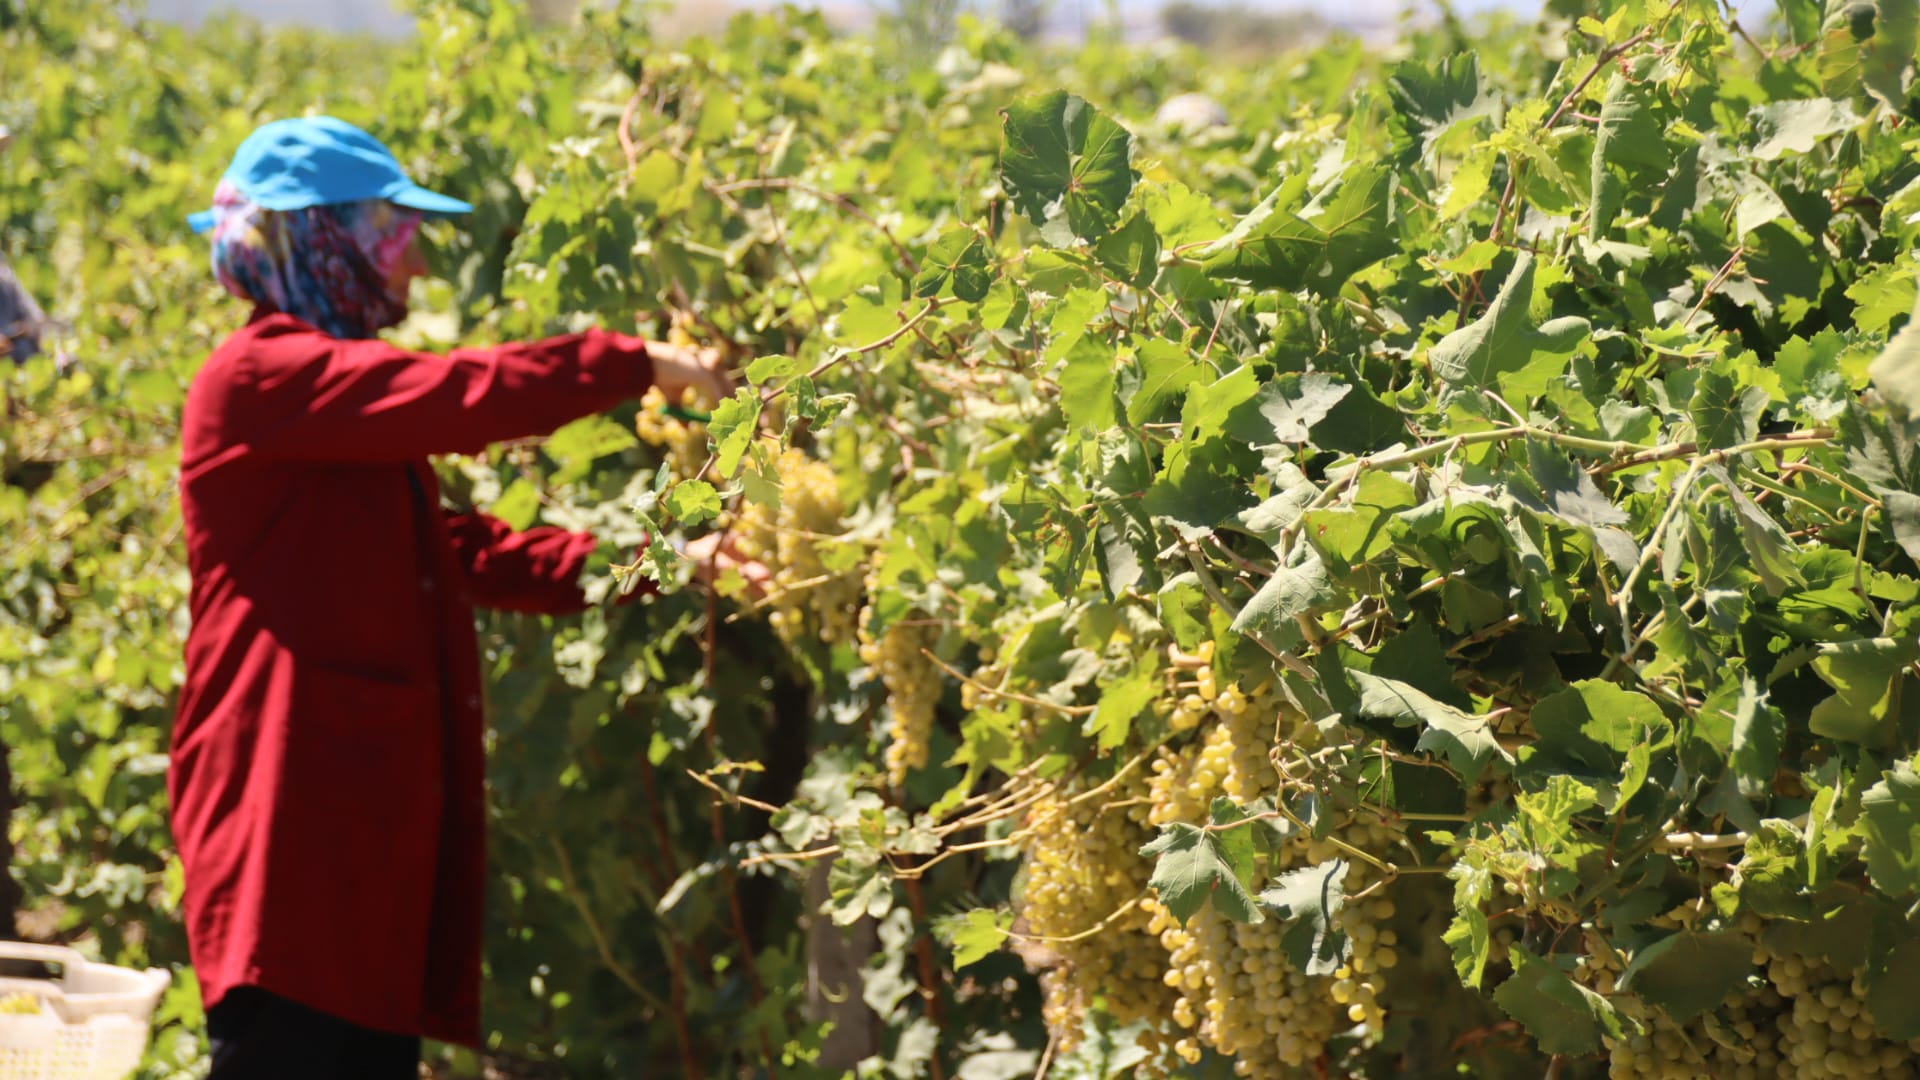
top-left (389, 184), bottom-right (473, 217)
top-left (188, 210), bottom-right (217, 234)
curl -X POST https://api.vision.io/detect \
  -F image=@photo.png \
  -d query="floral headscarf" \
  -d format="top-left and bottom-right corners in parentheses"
top-left (207, 179), bottom-right (422, 340)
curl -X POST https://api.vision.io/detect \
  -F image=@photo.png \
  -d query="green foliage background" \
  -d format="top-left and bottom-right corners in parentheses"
top-left (3, 0), bottom-right (1920, 1077)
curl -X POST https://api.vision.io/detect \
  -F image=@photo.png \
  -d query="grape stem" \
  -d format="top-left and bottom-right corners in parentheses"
top-left (549, 835), bottom-right (673, 1015)
top-left (920, 648), bottom-right (1096, 716)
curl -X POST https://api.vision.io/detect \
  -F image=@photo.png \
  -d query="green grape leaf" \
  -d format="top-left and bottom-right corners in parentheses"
top-left (1093, 211), bottom-right (1160, 288)
top-left (1059, 337), bottom-right (1120, 430)
top-left (1226, 372), bottom-right (1352, 445)
top-left (1859, 758), bottom-right (1920, 897)
top-left (1590, 76), bottom-right (1668, 236)
top-left (1386, 53), bottom-right (1496, 161)
top-left (1231, 553), bottom-right (1335, 640)
top-left (1087, 654), bottom-right (1159, 751)
top-left (938, 908), bottom-right (1012, 969)
top-left (1198, 164), bottom-right (1397, 295)
top-left (664, 481), bottom-right (722, 527)
top-left (1809, 637), bottom-right (1919, 746)
top-left (1884, 491), bottom-right (1920, 565)
top-left (490, 478), bottom-right (542, 531)
top-left (1620, 931), bottom-right (1755, 1023)
top-left (545, 414), bottom-right (639, 484)
top-left (1125, 339), bottom-right (1205, 425)
top-left (745, 354), bottom-right (798, 385)
top-left (1867, 937), bottom-right (1920, 1039)
top-left (1349, 671), bottom-right (1512, 775)
top-left (1139, 816), bottom-right (1264, 925)
top-left (1493, 947), bottom-right (1626, 1056)
top-left (1750, 98), bottom-right (1862, 160)
top-left (1867, 289), bottom-right (1920, 417)
top-left (912, 227), bottom-right (992, 303)
top-left (706, 390), bottom-right (761, 477)
top-left (1000, 90), bottom-right (1137, 242)
top-left (1727, 485), bottom-right (1808, 596)
top-left (1526, 440), bottom-right (1629, 529)
top-left (1429, 254), bottom-right (1590, 397)
top-left (1258, 859), bottom-right (1351, 976)
top-left (1689, 368), bottom-right (1769, 450)
top-left (1819, 0), bottom-right (1919, 107)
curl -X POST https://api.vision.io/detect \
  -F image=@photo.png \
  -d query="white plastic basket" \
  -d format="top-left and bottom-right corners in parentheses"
top-left (0, 943), bottom-right (171, 1080)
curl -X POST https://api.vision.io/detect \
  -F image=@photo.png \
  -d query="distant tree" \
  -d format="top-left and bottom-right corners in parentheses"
top-left (1159, 0), bottom-right (1325, 56)
top-left (1001, 0), bottom-right (1047, 40)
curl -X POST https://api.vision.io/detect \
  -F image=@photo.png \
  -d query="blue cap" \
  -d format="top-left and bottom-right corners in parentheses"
top-left (188, 116), bottom-right (472, 234)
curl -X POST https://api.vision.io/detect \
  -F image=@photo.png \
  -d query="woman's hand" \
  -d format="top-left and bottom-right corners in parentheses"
top-left (646, 340), bottom-right (734, 405)
top-left (685, 531), bottom-right (772, 599)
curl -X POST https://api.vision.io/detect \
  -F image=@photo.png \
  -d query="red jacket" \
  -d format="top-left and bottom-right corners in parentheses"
top-left (169, 313), bottom-right (653, 1043)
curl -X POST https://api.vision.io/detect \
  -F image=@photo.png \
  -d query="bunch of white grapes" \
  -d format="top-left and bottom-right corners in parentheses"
top-left (857, 603), bottom-right (943, 788)
top-left (1601, 913), bottom-right (1918, 1079)
top-left (1016, 771), bottom-right (1179, 1061)
top-left (728, 448), bottom-right (862, 647)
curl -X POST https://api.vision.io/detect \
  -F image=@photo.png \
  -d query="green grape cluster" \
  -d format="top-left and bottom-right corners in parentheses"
top-left (857, 605), bottom-right (943, 788)
top-left (1138, 681), bottom-right (1403, 1076)
top-left (1016, 774), bottom-right (1178, 1058)
top-left (729, 448), bottom-right (862, 646)
top-left (0, 992), bottom-right (40, 1015)
top-left (634, 384), bottom-right (712, 479)
top-left (1601, 916), bottom-right (1918, 1079)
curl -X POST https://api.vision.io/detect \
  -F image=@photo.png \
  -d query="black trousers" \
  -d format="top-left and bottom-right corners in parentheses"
top-left (207, 987), bottom-right (420, 1079)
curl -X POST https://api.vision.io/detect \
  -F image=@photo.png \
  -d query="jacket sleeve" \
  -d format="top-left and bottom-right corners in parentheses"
top-left (230, 319), bottom-right (654, 462)
top-left (445, 510), bottom-right (654, 615)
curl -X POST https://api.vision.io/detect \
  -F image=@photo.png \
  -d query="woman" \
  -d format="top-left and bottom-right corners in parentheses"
top-left (171, 116), bottom-right (736, 1076)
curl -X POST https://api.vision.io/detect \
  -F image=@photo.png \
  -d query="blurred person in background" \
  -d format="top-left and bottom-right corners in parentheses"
top-left (171, 116), bottom-right (754, 1078)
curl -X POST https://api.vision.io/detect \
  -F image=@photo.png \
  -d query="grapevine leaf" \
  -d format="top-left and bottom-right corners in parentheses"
top-left (1257, 859), bottom-right (1351, 976)
top-left (1725, 676), bottom-right (1787, 798)
top-left (664, 481), bottom-right (722, 527)
top-left (1866, 289), bottom-right (1920, 417)
top-left (938, 908), bottom-right (1011, 969)
top-left (1348, 671), bottom-right (1512, 774)
top-left (1750, 98), bottom-right (1862, 160)
top-left (1859, 758), bottom-right (1920, 897)
top-left (1885, 491), bottom-right (1920, 565)
top-left (1688, 368), bottom-right (1768, 450)
top-left (1525, 440), bottom-right (1629, 529)
top-left (827, 854), bottom-right (893, 926)
top-left (1726, 485), bottom-right (1808, 596)
top-left (1125, 339), bottom-right (1205, 425)
top-left (1087, 654), bottom-right (1159, 751)
top-left (491, 478), bottom-right (541, 531)
top-left (1059, 337), bottom-right (1120, 430)
top-left (1591, 76), bottom-right (1667, 236)
top-left (1809, 637), bottom-right (1918, 746)
top-left (1197, 163), bottom-right (1397, 295)
top-left (999, 90), bottom-right (1137, 242)
top-left (745, 354), bottom-right (798, 385)
top-left (1867, 937), bottom-right (1920, 1039)
top-left (1226, 372), bottom-right (1352, 445)
top-left (1819, 0), bottom-right (1919, 107)
top-left (1493, 947), bottom-right (1625, 1056)
top-left (1181, 363), bottom-right (1260, 441)
top-left (1231, 552), bottom-right (1335, 639)
top-left (707, 390), bottom-right (760, 477)
top-left (1619, 931), bottom-right (1755, 1023)
top-left (912, 227), bottom-right (991, 303)
top-left (1527, 680), bottom-right (1671, 792)
top-left (1139, 820), bottom-right (1263, 925)
top-left (1429, 253), bottom-right (1590, 397)
top-left (545, 414), bottom-right (639, 484)
top-left (1093, 211), bottom-right (1160, 288)
top-left (1386, 53), bottom-right (1496, 161)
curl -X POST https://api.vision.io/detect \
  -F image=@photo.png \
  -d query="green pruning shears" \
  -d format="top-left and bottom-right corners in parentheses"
top-left (663, 404), bottom-right (711, 424)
